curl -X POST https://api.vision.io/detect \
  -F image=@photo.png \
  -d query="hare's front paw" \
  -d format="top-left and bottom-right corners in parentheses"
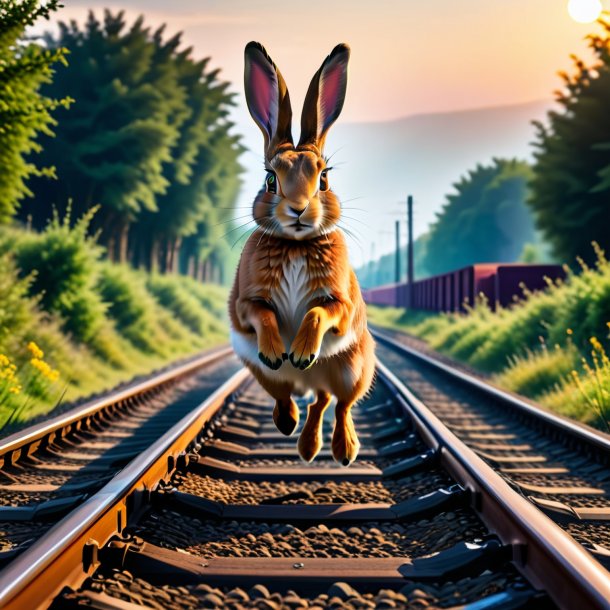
top-left (257, 334), bottom-right (287, 370)
top-left (288, 340), bottom-right (320, 370)
top-left (289, 313), bottom-right (322, 370)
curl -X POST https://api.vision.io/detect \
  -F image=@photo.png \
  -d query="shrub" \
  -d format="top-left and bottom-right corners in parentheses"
top-left (147, 275), bottom-right (227, 339)
top-left (98, 263), bottom-right (166, 354)
top-left (494, 343), bottom-right (578, 399)
top-left (9, 209), bottom-right (107, 343)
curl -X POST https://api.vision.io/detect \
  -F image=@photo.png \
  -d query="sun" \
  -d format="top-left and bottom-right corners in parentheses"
top-left (568, 0), bottom-right (603, 23)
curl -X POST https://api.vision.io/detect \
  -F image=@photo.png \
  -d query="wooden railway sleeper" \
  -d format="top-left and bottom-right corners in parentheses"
top-left (92, 533), bottom-right (514, 590)
top-left (149, 482), bottom-right (468, 524)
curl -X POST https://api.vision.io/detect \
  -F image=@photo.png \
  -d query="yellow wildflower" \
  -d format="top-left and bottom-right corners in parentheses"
top-left (9, 385), bottom-right (21, 395)
top-left (590, 337), bottom-right (603, 352)
top-left (0, 354), bottom-right (9, 367)
top-left (30, 357), bottom-right (59, 381)
top-left (27, 342), bottom-right (44, 359)
top-left (566, 328), bottom-right (573, 336)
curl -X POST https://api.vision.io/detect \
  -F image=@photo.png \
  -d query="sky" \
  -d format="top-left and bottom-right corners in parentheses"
top-left (42, 0), bottom-right (604, 266)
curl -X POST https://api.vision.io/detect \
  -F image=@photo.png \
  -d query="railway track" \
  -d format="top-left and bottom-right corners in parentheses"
top-left (371, 328), bottom-right (610, 570)
top-left (0, 335), bottom-right (608, 609)
top-left (0, 346), bottom-right (241, 570)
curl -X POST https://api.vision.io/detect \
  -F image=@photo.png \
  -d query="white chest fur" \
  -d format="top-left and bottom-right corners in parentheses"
top-left (272, 256), bottom-right (311, 339)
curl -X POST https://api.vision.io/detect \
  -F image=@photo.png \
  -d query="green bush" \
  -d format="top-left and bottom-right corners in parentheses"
top-left (0, 215), bottom-right (230, 432)
top-left (98, 263), bottom-right (166, 354)
top-left (8, 210), bottom-right (106, 343)
top-left (495, 344), bottom-right (578, 399)
top-left (147, 275), bottom-right (227, 339)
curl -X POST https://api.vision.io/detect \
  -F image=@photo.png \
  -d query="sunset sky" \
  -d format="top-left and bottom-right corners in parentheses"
top-left (51, 0), bottom-right (598, 121)
top-left (43, 1), bottom-right (604, 266)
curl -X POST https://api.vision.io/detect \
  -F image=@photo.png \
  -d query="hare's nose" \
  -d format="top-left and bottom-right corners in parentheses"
top-left (288, 202), bottom-right (309, 217)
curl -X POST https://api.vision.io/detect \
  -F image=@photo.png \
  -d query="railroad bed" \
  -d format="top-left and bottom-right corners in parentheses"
top-left (0, 337), bottom-right (609, 609)
top-left (372, 328), bottom-right (610, 569)
top-left (0, 346), bottom-right (241, 567)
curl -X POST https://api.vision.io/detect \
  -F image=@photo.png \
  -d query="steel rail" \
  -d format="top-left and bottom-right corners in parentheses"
top-left (0, 367), bottom-right (250, 610)
top-left (376, 359), bottom-right (610, 610)
top-left (0, 344), bottom-right (234, 468)
top-left (372, 327), bottom-right (610, 455)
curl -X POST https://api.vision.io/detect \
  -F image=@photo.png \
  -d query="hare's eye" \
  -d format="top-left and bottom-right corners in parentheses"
top-left (265, 172), bottom-right (277, 194)
top-left (319, 170), bottom-right (329, 192)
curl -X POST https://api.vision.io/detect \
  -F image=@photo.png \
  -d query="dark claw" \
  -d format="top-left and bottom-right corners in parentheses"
top-left (258, 352), bottom-right (282, 370)
top-left (289, 351), bottom-right (318, 370)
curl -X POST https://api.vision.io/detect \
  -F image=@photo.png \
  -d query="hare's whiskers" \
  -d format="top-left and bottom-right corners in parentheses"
top-left (213, 214), bottom-right (254, 227)
top-left (222, 219), bottom-right (256, 240)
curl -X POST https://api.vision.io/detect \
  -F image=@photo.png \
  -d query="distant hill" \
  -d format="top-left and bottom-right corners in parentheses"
top-left (325, 99), bottom-right (552, 266)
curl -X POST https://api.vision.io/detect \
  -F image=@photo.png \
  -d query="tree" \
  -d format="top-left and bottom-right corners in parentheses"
top-left (25, 11), bottom-right (243, 276)
top-left (131, 45), bottom-right (244, 273)
top-left (530, 17), bottom-right (610, 264)
top-left (0, 0), bottom-right (69, 222)
top-left (423, 159), bottom-right (536, 276)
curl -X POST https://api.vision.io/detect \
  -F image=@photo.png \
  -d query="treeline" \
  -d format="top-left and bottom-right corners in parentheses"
top-left (357, 234), bottom-right (430, 289)
top-left (2, 3), bottom-right (243, 282)
top-left (529, 17), bottom-right (610, 265)
top-left (423, 158), bottom-right (539, 276)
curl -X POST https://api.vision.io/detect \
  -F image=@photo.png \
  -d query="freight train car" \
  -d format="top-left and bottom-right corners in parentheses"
top-left (362, 263), bottom-right (566, 312)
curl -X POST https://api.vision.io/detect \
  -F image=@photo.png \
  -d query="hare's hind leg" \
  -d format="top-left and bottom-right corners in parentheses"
top-left (332, 400), bottom-right (360, 466)
top-left (330, 334), bottom-right (375, 467)
top-left (249, 366), bottom-right (299, 436)
top-left (298, 391), bottom-right (333, 462)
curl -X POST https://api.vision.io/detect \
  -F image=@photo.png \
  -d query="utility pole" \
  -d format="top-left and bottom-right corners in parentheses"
top-left (394, 220), bottom-right (400, 284)
top-left (395, 220), bottom-right (401, 307)
top-left (407, 195), bottom-right (414, 308)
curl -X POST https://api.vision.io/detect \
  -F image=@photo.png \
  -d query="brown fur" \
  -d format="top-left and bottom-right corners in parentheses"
top-left (229, 42), bottom-right (375, 466)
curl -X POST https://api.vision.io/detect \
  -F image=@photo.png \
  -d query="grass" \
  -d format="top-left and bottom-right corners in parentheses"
top-left (368, 246), bottom-right (610, 431)
top-left (0, 218), bottom-right (229, 432)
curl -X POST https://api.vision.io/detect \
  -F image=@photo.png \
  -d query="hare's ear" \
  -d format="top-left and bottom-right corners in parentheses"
top-left (244, 41), bottom-right (293, 154)
top-left (299, 43), bottom-right (350, 150)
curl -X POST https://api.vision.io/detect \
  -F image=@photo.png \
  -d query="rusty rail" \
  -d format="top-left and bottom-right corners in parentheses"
top-left (0, 367), bottom-right (251, 610)
top-left (0, 344), bottom-right (234, 469)
top-left (376, 359), bottom-right (610, 609)
top-left (372, 328), bottom-right (610, 455)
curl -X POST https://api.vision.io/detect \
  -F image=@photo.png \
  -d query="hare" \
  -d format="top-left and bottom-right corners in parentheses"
top-left (229, 41), bottom-right (375, 466)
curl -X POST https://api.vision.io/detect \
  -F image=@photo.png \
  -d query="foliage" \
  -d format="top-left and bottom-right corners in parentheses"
top-left (24, 10), bottom-right (243, 280)
top-left (368, 244), bottom-right (610, 430)
top-left (7, 208), bottom-right (107, 344)
top-left (147, 274), bottom-right (226, 337)
top-left (0, 219), bottom-right (229, 431)
top-left (530, 17), bottom-right (610, 265)
top-left (0, 0), bottom-right (70, 222)
top-left (0, 342), bottom-right (61, 430)
top-left (424, 159), bottom-right (537, 275)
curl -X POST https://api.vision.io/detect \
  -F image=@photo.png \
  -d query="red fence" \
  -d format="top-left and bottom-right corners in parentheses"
top-left (362, 263), bottom-right (566, 312)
